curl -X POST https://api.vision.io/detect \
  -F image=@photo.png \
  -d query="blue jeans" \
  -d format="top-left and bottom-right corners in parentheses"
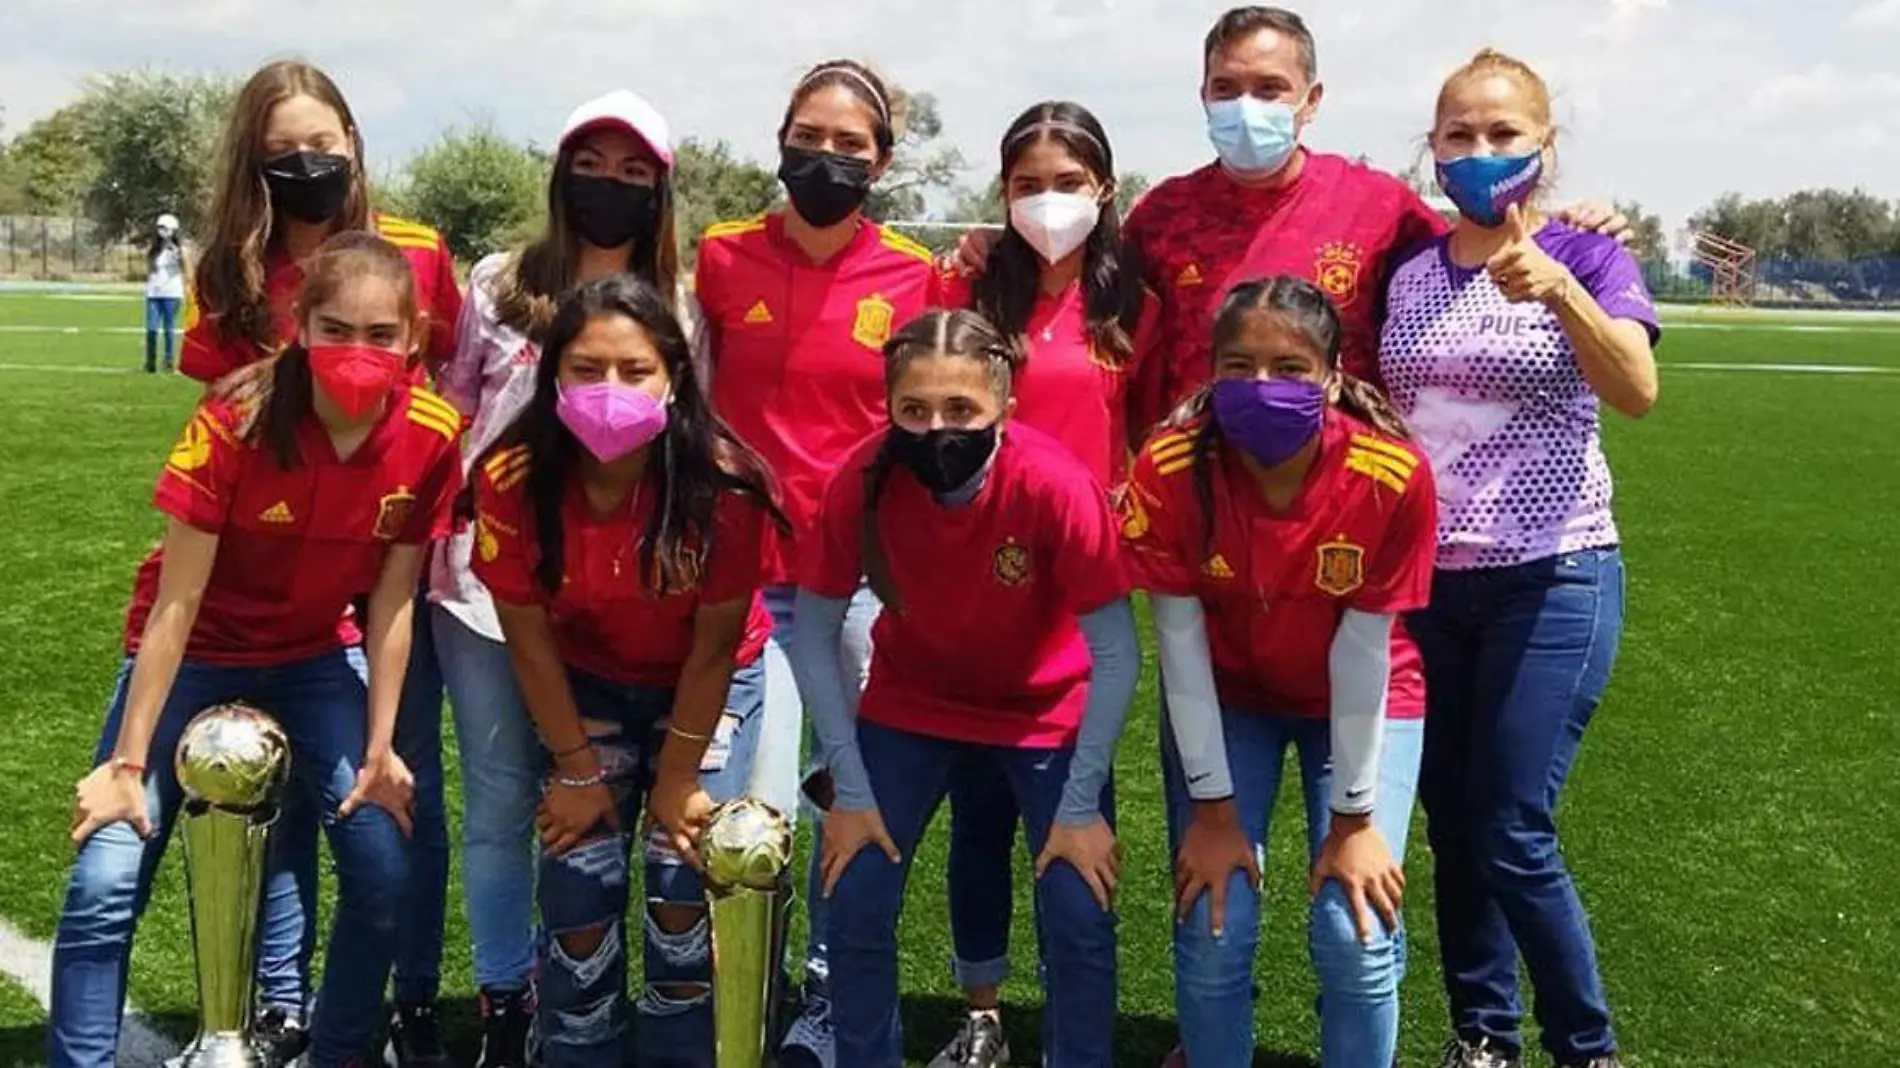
top-left (254, 595), bottom-right (449, 1011)
top-left (49, 648), bottom-right (409, 1068)
top-left (434, 604), bottom-right (542, 991)
top-left (757, 582), bottom-right (878, 992)
top-left (537, 662), bottom-right (764, 1068)
top-left (1411, 548), bottom-right (1624, 1063)
top-left (1162, 707), bottom-right (1424, 1068)
top-left (143, 297), bottom-right (179, 370)
top-left (946, 763), bottom-right (1017, 988)
top-left (830, 720), bottom-right (1117, 1068)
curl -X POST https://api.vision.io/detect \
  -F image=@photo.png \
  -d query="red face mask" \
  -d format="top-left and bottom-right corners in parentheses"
top-left (307, 344), bottom-right (405, 418)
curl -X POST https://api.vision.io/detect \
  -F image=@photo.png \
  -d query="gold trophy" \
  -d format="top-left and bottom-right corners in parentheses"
top-left (701, 797), bottom-right (795, 1068)
top-left (173, 703), bottom-right (291, 1068)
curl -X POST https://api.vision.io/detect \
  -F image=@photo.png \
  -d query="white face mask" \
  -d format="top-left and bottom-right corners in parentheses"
top-left (1008, 190), bottom-right (1101, 264)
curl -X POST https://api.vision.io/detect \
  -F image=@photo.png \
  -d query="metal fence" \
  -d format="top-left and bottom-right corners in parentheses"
top-left (1643, 256), bottom-right (1900, 309)
top-left (0, 216), bottom-right (146, 281)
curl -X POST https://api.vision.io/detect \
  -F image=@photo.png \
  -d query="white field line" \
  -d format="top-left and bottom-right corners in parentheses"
top-left (0, 917), bottom-right (178, 1066)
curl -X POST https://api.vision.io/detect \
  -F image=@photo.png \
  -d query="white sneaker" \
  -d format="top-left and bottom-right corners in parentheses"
top-left (779, 995), bottom-right (836, 1068)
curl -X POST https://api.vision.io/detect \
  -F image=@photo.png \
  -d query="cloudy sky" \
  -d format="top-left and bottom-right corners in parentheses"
top-left (2, 0), bottom-right (1895, 240)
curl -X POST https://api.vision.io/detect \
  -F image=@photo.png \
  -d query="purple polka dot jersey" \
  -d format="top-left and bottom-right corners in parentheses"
top-left (1377, 220), bottom-right (1659, 570)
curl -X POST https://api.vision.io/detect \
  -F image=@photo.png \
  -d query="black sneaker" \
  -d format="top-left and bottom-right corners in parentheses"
top-left (384, 1000), bottom-right (453, 1067)
top-left (255, 1005), bottom-right (310, 1068)
top-left (928, 1009), bottom-right (1010, 1068)
top-left (1437, 1036), bottom-right (1522, 1068)
top-left (475, 987), bottom-right (538, 1068)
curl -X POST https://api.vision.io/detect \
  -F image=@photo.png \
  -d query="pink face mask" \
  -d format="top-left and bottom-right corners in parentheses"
top-left (556, 381), bottom-right (668, 461)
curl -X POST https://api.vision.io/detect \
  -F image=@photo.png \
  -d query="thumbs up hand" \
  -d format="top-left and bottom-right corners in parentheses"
top-left (1485, 203), bottom-right (1574, 307)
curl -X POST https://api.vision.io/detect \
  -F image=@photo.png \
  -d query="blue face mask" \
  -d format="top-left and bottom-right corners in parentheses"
top-left (1206, 96), bottom-right (1300, 176)
top-left (1435, 151), bottom-right (1543, 228)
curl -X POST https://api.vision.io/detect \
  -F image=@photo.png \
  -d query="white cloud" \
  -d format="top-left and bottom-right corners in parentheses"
top-left (1845, 0), bottom-right (1900, 30)
top-left (0, 0), bottom-right (1893, 233)
top-left (1605, 0), bottom-right (1668, 37)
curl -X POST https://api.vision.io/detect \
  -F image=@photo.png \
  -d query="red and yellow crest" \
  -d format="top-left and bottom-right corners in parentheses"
top-left (1314, 242), bottom-right (1365, 305)
top-left (992, 538), bottom-right (1032, 587)
top-left (1114, 485), bottom-right (1150, 541)
top-left (1314, 535), bottom-right (1365, 597)
top-left (373, 486), bottom-right (417, 541)
top-left (852, 292), bottom-right (896, 350)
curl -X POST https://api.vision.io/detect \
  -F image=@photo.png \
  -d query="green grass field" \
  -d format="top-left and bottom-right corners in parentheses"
top-left (0, 289), bottom-right (1896, 1066)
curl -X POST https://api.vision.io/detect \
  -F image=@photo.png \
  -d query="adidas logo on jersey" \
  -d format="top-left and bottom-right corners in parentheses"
top-left (744, 300), bottom-right (774, 324)
top-left (1202, 554), bottom-right (1235, 580)
top-left (1176, 263), bottom-right (1204, 287)
top-left (258, 500), bottom-right (295, 524)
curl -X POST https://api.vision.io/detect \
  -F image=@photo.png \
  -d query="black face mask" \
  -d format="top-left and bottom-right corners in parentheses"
top-left (890, 422), bottom-right (999, 495)
top-left (262, 151), bottom-right (352, 225)
top-left (565, 174), bottom-right (660, 250)
top-left (778, 146), bottom-right (873, 228)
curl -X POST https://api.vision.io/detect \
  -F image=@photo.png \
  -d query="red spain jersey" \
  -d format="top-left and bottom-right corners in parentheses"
top-left (180, 213), bottom-right (464, 384)
top-left (1123, 153), bottom-right (1447, 429)
top-left (803, 424), bottom-right (1128, 747)
top-left (937, 270), bottom-right (1163, 488)
top-left (695, 212), bottom-right (939, 585)
top-left (124, 385), bottom-right (463, 665)
top-left (1119, 408), bottom-right (1437, 719)
top-left (470, 446), bottom-right (773, 687)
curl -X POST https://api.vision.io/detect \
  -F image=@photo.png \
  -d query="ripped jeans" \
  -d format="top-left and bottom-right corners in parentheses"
top-left (537, 661), bottom-right (764, 1068)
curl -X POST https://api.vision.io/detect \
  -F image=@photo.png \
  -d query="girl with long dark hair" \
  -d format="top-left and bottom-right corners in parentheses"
top-left (428, 89), bottom-right (696, 1066)
top-left (51, 232), bottom-right (462, 1068)
top-left (691, 58), bottom-right (940, 1063)
top-left (926, 99), bottom-right (1160, 1067)
top-left (469, 274), bottom-right (787, 1068)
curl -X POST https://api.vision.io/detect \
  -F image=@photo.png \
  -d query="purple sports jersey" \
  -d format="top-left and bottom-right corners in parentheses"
top-left (1378, 221), bottom-right (1659, 570)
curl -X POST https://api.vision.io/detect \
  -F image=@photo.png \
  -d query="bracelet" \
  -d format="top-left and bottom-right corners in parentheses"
top-left (666, 725), bottom-right (712, 743)
top-left (552, 740), bottom-right (593, 759)
top-left (109, 757), bottom-right (147, 776)
top-left (552, 771), bottom-right (605, 790)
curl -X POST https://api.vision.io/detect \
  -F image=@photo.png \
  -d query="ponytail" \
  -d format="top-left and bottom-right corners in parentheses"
top-left (1335, 373), bottom-right (1411, 440)
top-left (859, 438), bottom-right (903, 612)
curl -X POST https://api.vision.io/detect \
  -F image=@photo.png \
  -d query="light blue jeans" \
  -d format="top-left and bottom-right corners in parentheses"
top-left (756, 582), bottom-right (878, 993)
top-left (1162, 707), bottom-right (1425, 1068)
top-left (433, 604), bottom-right (542, 992)
top-left (50, 648), bottom-right (407, 1068)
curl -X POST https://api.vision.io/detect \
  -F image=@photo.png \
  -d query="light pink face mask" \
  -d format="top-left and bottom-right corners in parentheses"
top-left (556, 381), bottom-right (668, 461)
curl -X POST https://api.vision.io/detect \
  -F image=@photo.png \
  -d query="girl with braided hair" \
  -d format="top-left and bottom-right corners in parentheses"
top-left (1123, 275), bottom-right (1437, 1068)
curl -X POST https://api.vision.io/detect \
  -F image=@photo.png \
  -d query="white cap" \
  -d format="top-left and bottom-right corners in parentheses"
top-left (558, 90), bottom-right (674, 171)
top-left (155, 213), bottom-right (180, 234)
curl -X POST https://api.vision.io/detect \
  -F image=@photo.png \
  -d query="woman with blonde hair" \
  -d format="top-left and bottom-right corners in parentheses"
top-left (1380, 48), bottom-right (1659, 1068)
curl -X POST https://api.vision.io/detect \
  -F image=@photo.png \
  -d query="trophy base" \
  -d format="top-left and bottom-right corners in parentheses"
top-left (175, 1032), bottom-right (264, 1068)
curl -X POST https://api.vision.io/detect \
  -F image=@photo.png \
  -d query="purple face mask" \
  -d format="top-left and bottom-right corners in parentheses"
top-left (557, 381), bottom-right (668, 462)
top-left (1212, 377), bottom-right (1325, 468)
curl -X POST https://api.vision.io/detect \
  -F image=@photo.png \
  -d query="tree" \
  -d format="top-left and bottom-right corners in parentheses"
top-left (1689, 188), bottom-right (1899, 261)
top-left (1689, 192), bottom-right (1786, 257)
top-left (945, 178), bottom-right (1004, 225)
top-left (672, 138), bottom-right (780, 264)
top-left (1778, 188), bottom-right (1892, 261)
top-left (78, 71), bottom-right (233, 239)
top-left (396, 120), bottom-right (549, 262)
top-left (864, 88), bottom-right (966, 222)
top-left (1613, 200), bottom-right (1669, 262)
top-left (1, 104), bottom-right (95, 216)
top-left (1115, 171), bottom-right (1151, 218)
